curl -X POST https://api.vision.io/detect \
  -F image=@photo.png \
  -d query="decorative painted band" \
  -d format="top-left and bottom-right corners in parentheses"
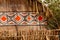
top-left (0, 11), bottom-right (47, 26)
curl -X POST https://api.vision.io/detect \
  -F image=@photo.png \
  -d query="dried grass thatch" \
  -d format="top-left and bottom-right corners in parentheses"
top-left (0, 0), bottom-right (59, 40)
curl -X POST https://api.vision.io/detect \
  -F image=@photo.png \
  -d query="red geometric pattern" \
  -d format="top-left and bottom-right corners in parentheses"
top-left (15, 16), bottom-right (21, 21)
top-left (1, 16), bottom-right (7, 21)
top-left (0, 12), bottom-right (47, 25)
top-left (38, 16), bottom-right (43, 21)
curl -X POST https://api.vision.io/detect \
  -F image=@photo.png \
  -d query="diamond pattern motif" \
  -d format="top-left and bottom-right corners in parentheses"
top-left (15, 16), bottom-right (21, 21)
top-left (0, 12), bottom-right (47, 25)
top-left (1, 16), bottom-right (7, 21)
top-left (38, 16), bottom-right (43, 21)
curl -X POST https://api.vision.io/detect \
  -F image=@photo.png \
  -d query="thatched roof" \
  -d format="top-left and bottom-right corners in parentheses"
top-left (0, 0), bottom-right (59, 29)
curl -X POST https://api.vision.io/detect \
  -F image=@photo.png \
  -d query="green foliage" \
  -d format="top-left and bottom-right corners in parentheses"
top-left (39, 0), bottom-right (60, 29)
top-left (46, 0), bottom-right (60, 29)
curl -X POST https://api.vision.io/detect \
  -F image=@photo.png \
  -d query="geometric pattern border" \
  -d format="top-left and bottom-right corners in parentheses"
top-left (0, 11), bottom-right (47, 26)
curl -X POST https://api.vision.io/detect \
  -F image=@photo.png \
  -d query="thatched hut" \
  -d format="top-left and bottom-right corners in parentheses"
top-left (0, 0), bottom-right (59, 40)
